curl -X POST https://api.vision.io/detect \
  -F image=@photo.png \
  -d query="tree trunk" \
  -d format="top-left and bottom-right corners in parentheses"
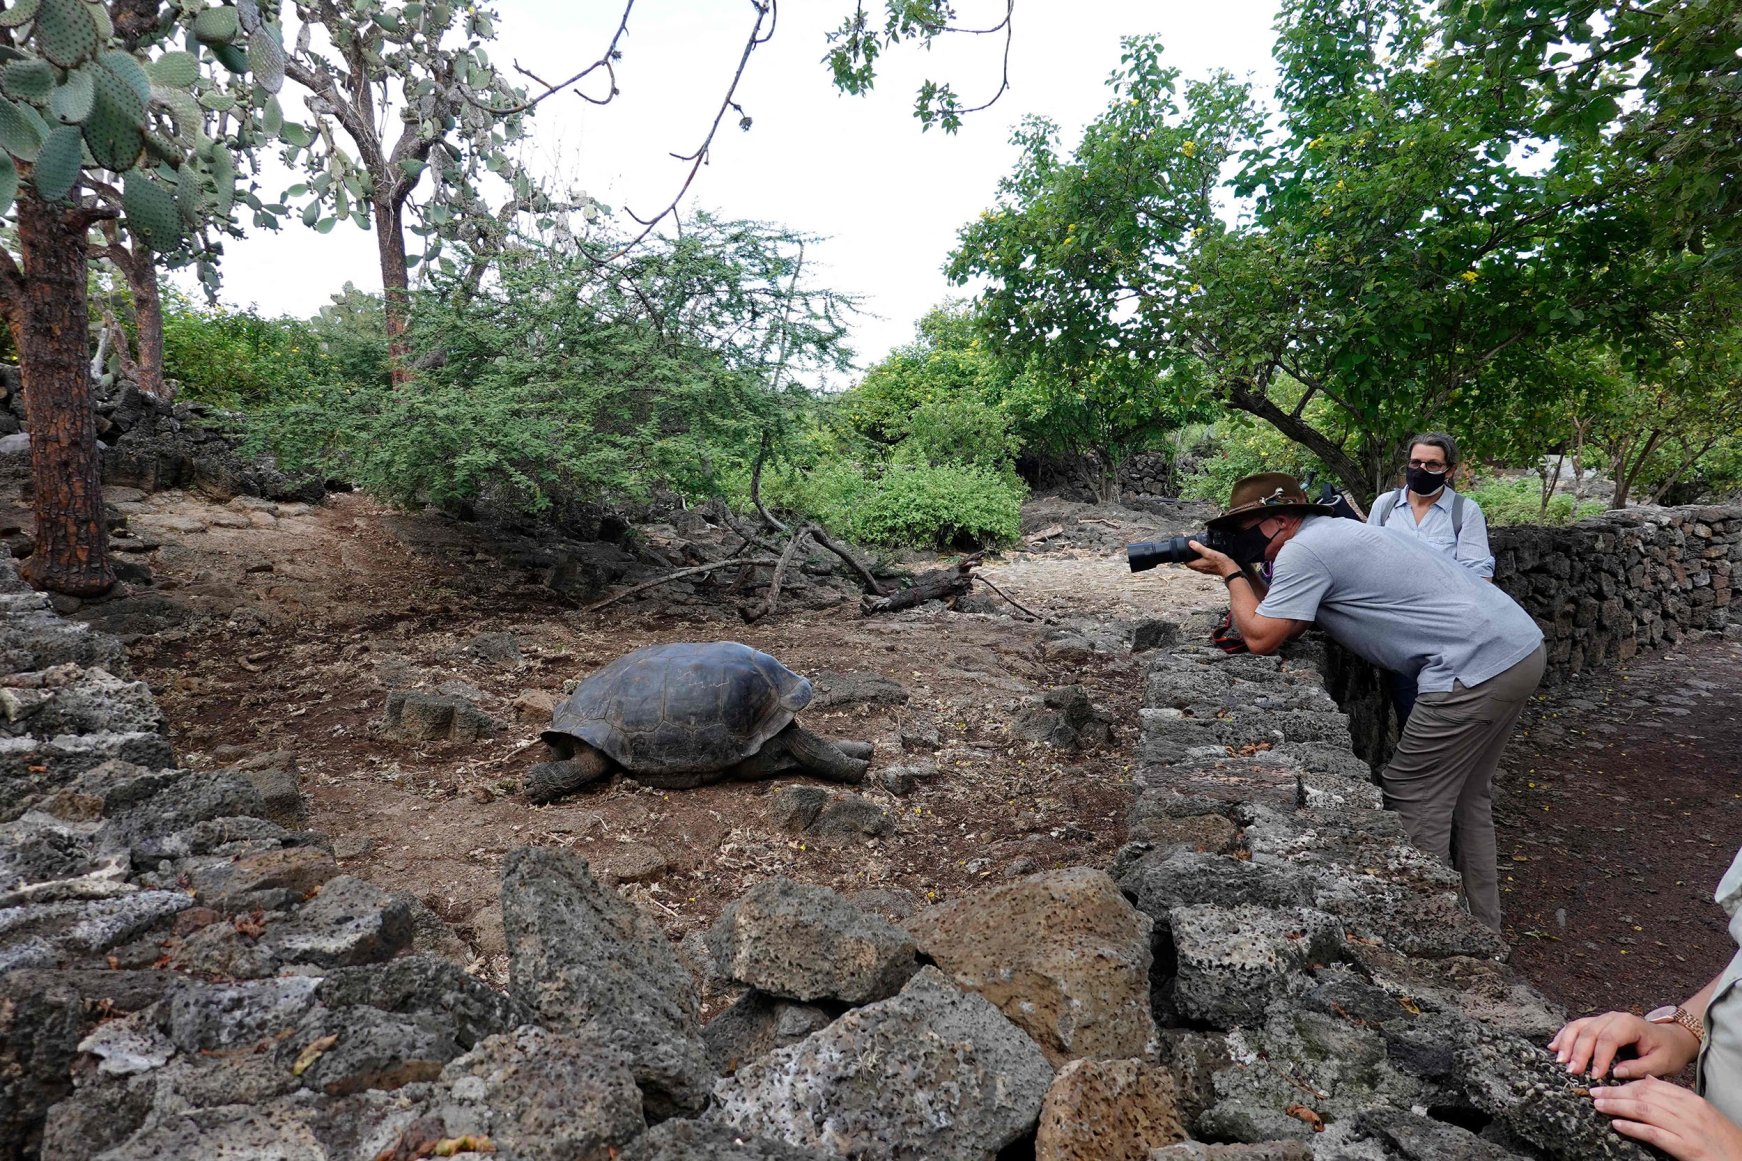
top-left (1223, 377), bottom-right (1371, 502)
top-left (376, 196), bottom-right (412, 385)
top-left (128, 250), bottom-right (166, 400)
top-left (13, 190), bottom-right (112, 597)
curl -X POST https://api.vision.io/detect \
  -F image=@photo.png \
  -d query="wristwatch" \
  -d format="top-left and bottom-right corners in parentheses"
top-left (1645, 1005), bottom-right (1705, 1044)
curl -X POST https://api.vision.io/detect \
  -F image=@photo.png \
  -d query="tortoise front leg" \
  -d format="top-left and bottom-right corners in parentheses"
top-left (780, 724), bottom-right (870, 784)
top-left (524, 748), bottom-right (613, 803)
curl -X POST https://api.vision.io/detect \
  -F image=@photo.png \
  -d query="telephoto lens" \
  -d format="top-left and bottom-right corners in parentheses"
top-left (1126, 529), bottom-right (1234, 572)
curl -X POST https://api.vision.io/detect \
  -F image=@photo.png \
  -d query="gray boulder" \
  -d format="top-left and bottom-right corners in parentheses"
top-left (1168, 904), bottom-right (1345, 1029)
top-left (259, 874), bottom-right (415, 967)
top-left (706, 877), bottom-right (919, 1004)
top-left (1453, 1027), bottom-right (1658, 1160)
top-left (702, 989), bottom-right (834, 1076)
top-left (501, 845), bottom-right (710, 1118)
top-left (709, 966), bottom-right (1054, 1161)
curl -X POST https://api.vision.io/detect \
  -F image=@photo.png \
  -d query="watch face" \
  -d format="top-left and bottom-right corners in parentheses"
top-left (1645, 1005), bottom-right (1679, 1024)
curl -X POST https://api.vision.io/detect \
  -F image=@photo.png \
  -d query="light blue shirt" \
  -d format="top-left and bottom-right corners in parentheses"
top-left (1366, 486), bottom-right (1495, 579)
top-left (1257, 516), bottom-right (1542, 694)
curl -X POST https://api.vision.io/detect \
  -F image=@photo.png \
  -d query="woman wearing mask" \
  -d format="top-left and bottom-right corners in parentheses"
top-left (1367, 433), bottom-right (1496, 725)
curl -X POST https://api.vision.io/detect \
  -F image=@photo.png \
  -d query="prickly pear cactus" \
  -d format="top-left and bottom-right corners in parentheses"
top-left (0, 0), bottom-right (284, 264)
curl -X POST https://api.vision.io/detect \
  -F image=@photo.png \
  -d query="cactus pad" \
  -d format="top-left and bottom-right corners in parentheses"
top-left (33, 0), bottom-right (100, 68)
top-left (0, 0), bottom-right (41, 30)
top-left (81, 66), bottom-right (145, 169)
top-left (122, 167), bottom-right (184, 248)
top-left (48, 66), bottom-right (95, 123)
top-left (31, 123), bottom-right (82, 200)
top-left (1, 58), bottom-right (55, 105)
top-left (191, 5), bottom-right (240, 44)
top-left (145, 49), bottom-right (199, 88)
top-left (209, 39), bottom-right (248, 75)
top-left (247, 22), bottom-right (284, 93)
top-left (0, 97), bottom-right (44, 161)
top-left (0, 152), bottom-right (15, 216)
top-left (149, 84), bottom-right (204, 143)
top-left (100, 50), bottom-right (152, 105)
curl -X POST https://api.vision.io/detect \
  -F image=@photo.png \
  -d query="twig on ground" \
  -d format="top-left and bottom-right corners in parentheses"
top-left (973, 574), bottom-right (1052, 622)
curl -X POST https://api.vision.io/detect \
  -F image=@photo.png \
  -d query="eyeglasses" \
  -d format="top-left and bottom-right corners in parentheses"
top-left (1408, 459), bottom-right (1448, 471)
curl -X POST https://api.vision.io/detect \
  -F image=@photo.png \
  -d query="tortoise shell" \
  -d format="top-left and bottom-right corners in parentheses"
top-left (541, 641), bottom-right (812, 775)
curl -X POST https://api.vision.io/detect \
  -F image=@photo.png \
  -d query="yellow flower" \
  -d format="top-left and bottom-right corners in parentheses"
top-left (1459, 270), bottom-right (1478, 283)
top-left (1180, 140), bottom-right (1198, 158)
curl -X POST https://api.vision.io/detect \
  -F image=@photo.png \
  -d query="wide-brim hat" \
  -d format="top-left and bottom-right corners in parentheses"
top-left (1205, 472), bottom-right (1339, 529)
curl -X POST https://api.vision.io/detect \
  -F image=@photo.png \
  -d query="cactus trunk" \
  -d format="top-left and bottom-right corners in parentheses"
top-left (13, 186), bottom-right (112, 596)
top-left (375, 193), bottom-right (411, 386)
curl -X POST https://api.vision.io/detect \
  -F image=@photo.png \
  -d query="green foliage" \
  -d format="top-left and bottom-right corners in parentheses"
top-left (160, 288), bottom-right (389, 408)
top-left (1464, 478), bottom-right (1606, 529)
top-left (823, 1), bottom-right (1013, 131)
top-left (1178, 411), bottom-right (1322, 503)
top-left (843, 304), bottom-right (1018, 471)
top-left (248, 218), bottom-right (851, 518)
top-left (761, 460), bottom-right (1024, 550)
top-left (949, 7), bottom-right (1742, 505)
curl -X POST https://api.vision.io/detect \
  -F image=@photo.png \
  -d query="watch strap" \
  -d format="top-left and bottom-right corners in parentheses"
top-left (1672, 1005), bottom-right (1706, 1044)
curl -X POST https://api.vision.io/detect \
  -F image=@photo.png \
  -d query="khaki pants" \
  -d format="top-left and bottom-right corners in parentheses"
top-left (1380, 644), bottom-right (1546, 931)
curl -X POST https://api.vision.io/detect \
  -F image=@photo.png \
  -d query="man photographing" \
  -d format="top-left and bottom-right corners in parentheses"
top-left (1181, 472), bottom-right (1546, 931)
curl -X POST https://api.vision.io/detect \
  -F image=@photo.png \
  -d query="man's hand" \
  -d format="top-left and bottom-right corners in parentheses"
top-left (1549, 1012), bottom-right (1699, 1080)
top-left (1592, 1077), bottom-right (1742, 1160)
top-left (1184, 540), bottom-right (1238, 578)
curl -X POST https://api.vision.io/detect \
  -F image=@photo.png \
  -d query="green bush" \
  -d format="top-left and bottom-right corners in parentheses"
top-left (1464, 477), bottom-right (1608, 527)
top-left (759, 460), bottom-right (1025, 549)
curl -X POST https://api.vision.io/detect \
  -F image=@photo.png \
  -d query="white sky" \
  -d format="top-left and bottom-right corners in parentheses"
top-left (205, 1), bottom-right (1282, 373)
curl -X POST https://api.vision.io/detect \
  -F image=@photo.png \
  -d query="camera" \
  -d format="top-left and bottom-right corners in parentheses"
top-left (1127, 529), bottom-right (1235, 572)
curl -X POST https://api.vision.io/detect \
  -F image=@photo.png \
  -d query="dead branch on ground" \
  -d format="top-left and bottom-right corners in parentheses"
top-left (582, 557), bottom-right (779, 613)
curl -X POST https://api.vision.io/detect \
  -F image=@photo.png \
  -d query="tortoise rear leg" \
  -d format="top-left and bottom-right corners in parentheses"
top-left (834, 740), bottom-right (874, 761)
top-left (525, 748), bottom-right (613, 803)
top-left (778, 724), bottom-right (869, 784)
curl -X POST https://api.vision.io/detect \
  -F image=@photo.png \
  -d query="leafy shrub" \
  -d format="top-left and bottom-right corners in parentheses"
top-left (1178, 411), bottom-right (1322, 502)
top-left (759, 460), bottom-right (1024, 549)
top-left (161, 287), bottom-right (390, 409)
top-left (1464, 477), bottom-right (1607, 527)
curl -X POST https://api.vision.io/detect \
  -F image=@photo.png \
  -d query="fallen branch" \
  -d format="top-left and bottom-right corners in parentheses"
top-left (810, 526), bottom-right (890, 596)
top-left (583, 557), bottom-right (779, 613)
top-left (862, 554), bottom-right (982, 615)
top-left (1077, 517), bottom-right (1120, 528)
top-left (1023, 524), bottom-right (1065, 546)
top-left (743, 525), bottom-right (816, 623)
top-left (973, 573), bottom-right (1051, 622)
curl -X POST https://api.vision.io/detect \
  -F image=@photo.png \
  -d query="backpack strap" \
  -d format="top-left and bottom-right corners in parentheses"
top-left (1375, 488), bottom-right (1404, 527)
top-left (1451, 492), bottom-right (1465, 538)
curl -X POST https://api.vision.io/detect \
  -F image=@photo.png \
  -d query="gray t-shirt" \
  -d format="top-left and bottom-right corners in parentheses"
top-left (1256, 516), bottom-right (1543, 693)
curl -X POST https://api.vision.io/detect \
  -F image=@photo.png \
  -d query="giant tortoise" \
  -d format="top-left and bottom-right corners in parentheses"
top-left (524, 641), bottom-right (872, 803)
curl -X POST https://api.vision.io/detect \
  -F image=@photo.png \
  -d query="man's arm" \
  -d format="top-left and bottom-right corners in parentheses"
top-left (1457, 499), bottom-right (1497, 580)
top-left (1186, 543), bottom-right (1308, 655)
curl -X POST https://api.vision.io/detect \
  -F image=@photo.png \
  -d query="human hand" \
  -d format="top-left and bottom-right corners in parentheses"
top-left (1184, 540), bottom-right (1237, 578)
top-left (1592, 1077), bottom-right (1742, 1160)
top-left (1549, 1011), bottom-right (1699, 1080)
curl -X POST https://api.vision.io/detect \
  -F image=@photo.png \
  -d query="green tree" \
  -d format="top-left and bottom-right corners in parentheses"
top-left (0, 0), bottom-right (275, 594)
top-left (251, 216), bottom-right (852, 517)
top-left (949, 9), bottom-right (1742, 503)
top-left (846, 303), bottom-right (1017, 470)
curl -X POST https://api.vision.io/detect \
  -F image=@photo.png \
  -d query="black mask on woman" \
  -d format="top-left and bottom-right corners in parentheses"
top-left (1406, 466), bottom-right (1448, 495)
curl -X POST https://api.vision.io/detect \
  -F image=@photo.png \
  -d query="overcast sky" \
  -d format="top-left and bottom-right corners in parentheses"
top-left (204, 1), bottom-right (1282, 374)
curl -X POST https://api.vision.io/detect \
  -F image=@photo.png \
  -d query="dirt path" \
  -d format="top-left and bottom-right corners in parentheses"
top-left (37, 487), bottom-right (1223, 989)
top-left (1497, 633), bottom-right (1742, 1019)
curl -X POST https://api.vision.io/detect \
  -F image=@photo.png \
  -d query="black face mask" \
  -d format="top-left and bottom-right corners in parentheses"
top-left (1406, 467), bottom-right (1448, 495)
top-left (1226, 522), bottom-right (1278, 565)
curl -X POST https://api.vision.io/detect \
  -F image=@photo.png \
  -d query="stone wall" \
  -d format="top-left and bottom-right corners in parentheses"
top-left (0, 547), bottom-right (1655, 1160)
top-left (1491, 505), bottom-right (1740, 680)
